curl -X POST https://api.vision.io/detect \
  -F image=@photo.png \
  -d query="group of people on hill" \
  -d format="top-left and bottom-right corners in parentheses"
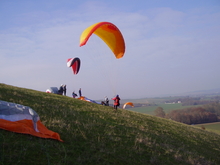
top-left (102, 95), bottom-right (121, 110)
top-left (58, 84), bottom-right (120, 110)
top-left (58, 84), bottom-right (67, 96)
top-left (72, 88), bottom-right (82, 98)
top-left (58, 85), bottom-right (82, 98)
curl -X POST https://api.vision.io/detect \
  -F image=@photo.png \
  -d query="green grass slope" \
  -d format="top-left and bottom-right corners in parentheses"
top-left (194, 122), bottom-right (220, 135)
top-left (0, 83), bottom-right (220, 165)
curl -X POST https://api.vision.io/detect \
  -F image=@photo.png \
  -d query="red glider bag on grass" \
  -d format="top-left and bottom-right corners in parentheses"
top-left (0, 100), bottom-right (63, 142)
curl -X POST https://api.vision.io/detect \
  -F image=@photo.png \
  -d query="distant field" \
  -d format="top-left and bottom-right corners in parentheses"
top-left (129, 102), bottom-right (220, 135)
top-left (129, 103), bottom-right (201, 115)
top-left (122, 97), bottom-right (181, 104)
top-left (194, 122), bottom-right (220, 134)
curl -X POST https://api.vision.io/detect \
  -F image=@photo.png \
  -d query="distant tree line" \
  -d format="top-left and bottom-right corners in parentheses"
top-left (203, 102), bottom-right (220, 116)
top-left (181, 99), bottom-right (211, 106)
top-left (166, 107), bottom-right (218, 124)
top-left (154, 102), bottom-right (220, 125)
top-left (129, 103), bottom-right (157, 108)
top-left (165, 96), bottom-right (220, 106)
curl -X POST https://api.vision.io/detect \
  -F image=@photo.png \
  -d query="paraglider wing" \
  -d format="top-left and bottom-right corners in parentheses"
top-left (79, 22), bottom-right (125, 59)
top-left (67, 57), bottom-right (81, 74)
top-left (77, 96), bottom-right (101, 104)
top-left (46, 87), bottom-right (59, 94)
top-left (0, 100), bottom-right (63, 142)
top-left (123, 102), bottom-right (134, 109)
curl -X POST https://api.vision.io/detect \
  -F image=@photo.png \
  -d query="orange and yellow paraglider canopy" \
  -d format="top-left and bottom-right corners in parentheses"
top-left (123, 102), bottom-right (134, 109)
top-left (79, 22), bottom-right (125, 59)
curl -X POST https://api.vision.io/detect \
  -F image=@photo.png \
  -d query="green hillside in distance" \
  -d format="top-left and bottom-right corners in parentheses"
top-left (0, 83), bottom-right (220, 165)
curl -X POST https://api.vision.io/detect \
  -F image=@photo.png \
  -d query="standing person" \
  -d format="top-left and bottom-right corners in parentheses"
top-left (63, 85), bottom-right (67, 96)
top-left (112, 95), bottom-right (120, 110)
top-left (58, 84), bottom-right (64, 95)
top-left (104, 96), bottom-right (109, 106)
top-left (79, 88), bottom-right (82, 97)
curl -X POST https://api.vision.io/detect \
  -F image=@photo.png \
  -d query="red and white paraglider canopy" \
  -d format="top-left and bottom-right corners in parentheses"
top-left (67, 57), bottom-right (81, 74)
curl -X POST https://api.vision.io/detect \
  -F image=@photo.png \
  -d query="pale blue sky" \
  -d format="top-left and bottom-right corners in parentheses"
top-left (1, 0), bottom-right (220, 100)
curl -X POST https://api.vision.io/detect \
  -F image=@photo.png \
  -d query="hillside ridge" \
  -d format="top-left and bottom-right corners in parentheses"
top-left (0, 83), bottom-right (220, 165)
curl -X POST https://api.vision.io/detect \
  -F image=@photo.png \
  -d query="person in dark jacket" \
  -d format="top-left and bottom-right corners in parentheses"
top-left (63, 85), bottom-right (67, 96)
top-left (105, 96), bottom-right (109, 106)
top-left (101, 96), bottom-right (109, 106)
top-left (79, 88), bottom-right (82, 97)
top-left (112, 95), bottom-right (120, 110)
top-left (58, 84), bottom-right (63, 95)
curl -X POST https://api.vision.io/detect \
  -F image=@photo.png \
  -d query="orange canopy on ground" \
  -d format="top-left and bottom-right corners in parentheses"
top-left (0, 100), bottom-right (63, 142)
top-left (0, 119), bottom-right (63, 142)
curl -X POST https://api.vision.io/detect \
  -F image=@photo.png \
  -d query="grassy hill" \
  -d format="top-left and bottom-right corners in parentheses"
top-left (0, 83), bottom-right (220, 165)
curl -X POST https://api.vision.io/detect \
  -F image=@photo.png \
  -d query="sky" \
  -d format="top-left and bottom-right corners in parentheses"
top-left (1, 0), bottom-right (220, 100)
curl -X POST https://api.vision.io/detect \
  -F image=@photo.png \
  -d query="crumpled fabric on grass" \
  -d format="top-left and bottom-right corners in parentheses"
top-left (0, 100), bottom-right (63, 142)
